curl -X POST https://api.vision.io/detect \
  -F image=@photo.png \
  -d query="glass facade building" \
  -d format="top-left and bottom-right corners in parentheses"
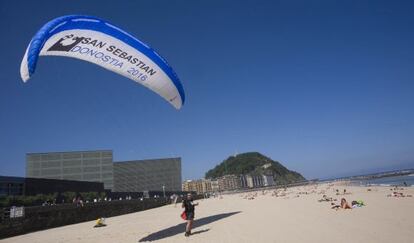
top-left (0, 176), bottom-right (104, 196)
top-left (26, 150), bottom-right (113, 190)
top-left (113, 158), bottom-right (181, 192)
top-left (25, 150), bottom-right (182, 193)
top-left (0, 176), bottom-right (24, 196)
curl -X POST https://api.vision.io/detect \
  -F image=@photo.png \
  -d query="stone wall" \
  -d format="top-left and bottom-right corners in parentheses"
top-left (0, 198), bottom-right (167, 239)
top-left (0, 195), bottom-right (204, 239)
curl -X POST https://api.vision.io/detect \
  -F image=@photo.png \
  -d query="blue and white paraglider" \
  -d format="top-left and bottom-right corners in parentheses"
top-left (20, 15), bottom-right (185, 109)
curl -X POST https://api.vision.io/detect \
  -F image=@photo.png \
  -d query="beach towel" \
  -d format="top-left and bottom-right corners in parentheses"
top-left (351, 200), bottom-right (366, 208)
top-left (357, 200), bottom-right (365, 206)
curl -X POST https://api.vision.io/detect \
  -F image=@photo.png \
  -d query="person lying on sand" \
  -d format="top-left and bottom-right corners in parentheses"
top-left (318, 195), bottom-right (336, 202)
top-left (331, 198), bottom-right (352, 210)
top-left (318, 191), bottom-right (324, 195)
top-left (387, 191), bottom-right (413, 198)
top-left (319, 195), bottom-right (330, 202)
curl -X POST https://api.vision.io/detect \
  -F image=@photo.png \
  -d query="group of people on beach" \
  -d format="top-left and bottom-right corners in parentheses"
top-left (387, 186), bottom-right (413, 198)
top-left (177, 183), bottom-right (412, 237)
top-left (317, 187), bottom-right (366, 210)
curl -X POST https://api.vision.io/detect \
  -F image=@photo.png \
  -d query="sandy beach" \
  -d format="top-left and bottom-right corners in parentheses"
top-left (2, 183), bottom-right (413, 243)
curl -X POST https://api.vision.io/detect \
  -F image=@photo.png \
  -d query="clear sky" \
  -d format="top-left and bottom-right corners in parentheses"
top-left (1, 0), bottom-right (413, 180)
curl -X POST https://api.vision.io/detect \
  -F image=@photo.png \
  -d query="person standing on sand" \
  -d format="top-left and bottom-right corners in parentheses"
top-left (182, 193), bottom-right (199, 237)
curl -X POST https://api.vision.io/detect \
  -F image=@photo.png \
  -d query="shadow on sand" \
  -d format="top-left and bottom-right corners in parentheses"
top-left (138, 211), bottom-right (241, 242)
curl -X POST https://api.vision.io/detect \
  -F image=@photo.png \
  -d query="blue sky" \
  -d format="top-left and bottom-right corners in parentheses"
top-left (1, 0), bottom-right (413, 180)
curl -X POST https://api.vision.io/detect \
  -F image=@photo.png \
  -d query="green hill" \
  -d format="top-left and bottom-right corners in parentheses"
top-left (205, 152), bottom-right (306, 184)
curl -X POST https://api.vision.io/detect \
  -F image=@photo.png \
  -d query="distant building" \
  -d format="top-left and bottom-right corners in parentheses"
top-left (262, 175), bottom-right (275, 186)
top-left (245, 175), bottom-right (254, 188)
top-left (217, 175), bottom-right (241, 191)
top-left (183, 174), bottom-right (275, 194)
top-left (242, 174), bottom-right (266, 188)
top-left (113, 158), bottom-right (181, 192)
top-left (253, 175), bottom-right (264, 187)
top-left (182, 180), bottom-right (192, 192)
top-left (262, 163), bottom-right (272, 169)
top-left (211, 180), bottom-right (219, 192)
top-left (240, 175), bottom-right (248, 188)
top-left (0, 176), bottom-right (104, 196)
top-left (26, 150), bottom-right (114, 190)
top-left (0, 176), bottom-right (24, 196)
top-left (26, 150), bottom-right (183, 193)
top-left (182, 180), bottom-right (200, 194)
top-left (182, 179), bottom-right (214, 195)
top-left (201, 179), bottom-right (212, 193)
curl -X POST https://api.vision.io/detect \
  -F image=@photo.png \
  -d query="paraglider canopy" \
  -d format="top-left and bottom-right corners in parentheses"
top-left (20, 15), bottom-right (185, 109)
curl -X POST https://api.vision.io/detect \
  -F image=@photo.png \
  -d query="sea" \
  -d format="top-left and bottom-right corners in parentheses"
top-left (353, 174), bottom-right (414, 187)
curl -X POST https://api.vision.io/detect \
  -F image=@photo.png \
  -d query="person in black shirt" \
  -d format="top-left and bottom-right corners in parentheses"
top-left (182, 193), bottom-right (199, 236)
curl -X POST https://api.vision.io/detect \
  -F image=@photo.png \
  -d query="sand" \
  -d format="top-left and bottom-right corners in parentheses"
top-left (2, 183), bottom-right (413, 243)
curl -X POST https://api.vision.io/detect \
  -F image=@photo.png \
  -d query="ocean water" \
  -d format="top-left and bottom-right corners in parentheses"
top-left (355, 174), bottom-right (414, 187)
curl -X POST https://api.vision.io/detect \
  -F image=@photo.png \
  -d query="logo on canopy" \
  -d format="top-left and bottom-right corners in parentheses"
top-left (48, 34), bottom-right (84, 52)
